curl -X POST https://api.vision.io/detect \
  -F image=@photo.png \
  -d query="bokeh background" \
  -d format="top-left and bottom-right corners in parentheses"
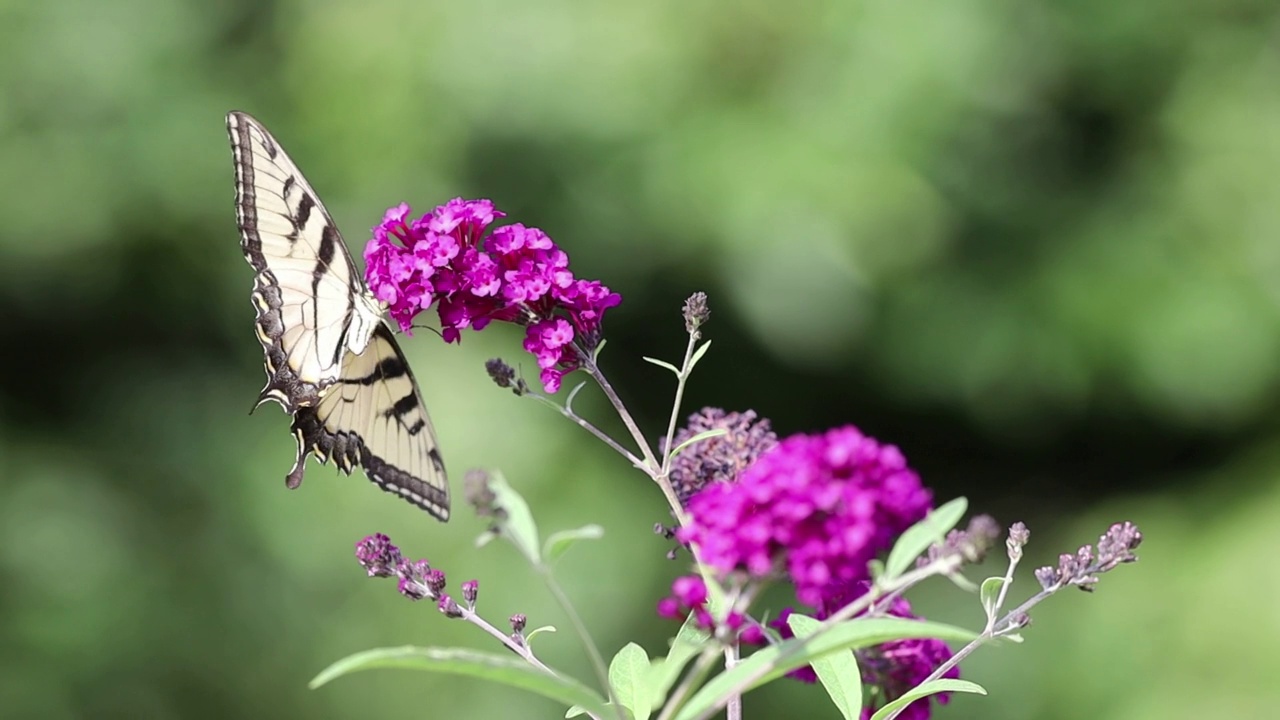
top-left (2, 0), bottom-right (1277, 718)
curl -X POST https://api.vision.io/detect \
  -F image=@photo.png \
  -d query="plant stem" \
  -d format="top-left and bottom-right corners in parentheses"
top-left (459, 607), bottom-right (604, 720)
top-left (537, 564), bottom-right (622, 720)
top-left (580, 344), bottom-right (661, 471)
top-left (526, 391), bottom-right (645, 469)
top-left (723, 641), bottom-right (741, 720)
top-left (659, 331), bottom-right (700, 478)
top-left (656, 649), bottom-right (722, 720)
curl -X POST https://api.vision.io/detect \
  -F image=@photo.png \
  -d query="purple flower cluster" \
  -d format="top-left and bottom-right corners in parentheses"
top-left (364, 198), bottom-right (621, 392)
top-left (661, 408), bottom-right (778, 506)
top-left (675, 425), bottom-right (933, 614)
top-left (655, 575), bottom-right (764, 644)
top-left (855, 596), bottom-right (960, 720)
top-left (356, 533), bottom-right (471, 614)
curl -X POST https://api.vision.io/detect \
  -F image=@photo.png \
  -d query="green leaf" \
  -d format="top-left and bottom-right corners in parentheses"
top-left (883, 497), bottom-right (968, 579)
top-left (609, 643), bottom-right (652, 720)
top-left (666, 428), bottom-right (728, 461)
top-left (979, 577), bottom-right (1006, 618)
top-left (565, 381), bottom-right (588, 414)
top-left (567, 702), bottom-right (627, 719)
top-left (945, 572), bottom-right (978, 593)
top-left (591, 338), bottom-right (608, 362)
top-left (788, 614), bottom-right (862, 720)
top-left (483, 471), bottom-right (542, 564)
top-left (700, 572), bottom-right (731, 624)
top-left (526, 625), bottom-right (557, 645)
top-left (687, 340), bottom-right (712, 371)
top-left (645, 614), bottom-right (711, 705)
top-left (543, 525), bottom-right (605, 564)
top-left (642, 356), bottom-right (681, 376)
top-left (311, 646), bottom-right (610, 717)
top-left (867, 679), bottom-right (986, 720)
top-left (675, 618), bottom-right (974, 720)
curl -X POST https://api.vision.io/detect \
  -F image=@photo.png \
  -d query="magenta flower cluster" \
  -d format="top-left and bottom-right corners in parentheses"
top-left (356, 533), bottom-right (462, 612)
top-left (364, 198), bottom-right (621, 392)
top-left (674, 424), bottom-right (933, 614)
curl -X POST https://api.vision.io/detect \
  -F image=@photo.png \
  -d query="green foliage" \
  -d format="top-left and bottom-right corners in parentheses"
top-left (311, 646), bottom-right (611, 717)
top-left (787, 613), bottom-right (863, 720)
top-left (883, 497), bottom-right (968, 580)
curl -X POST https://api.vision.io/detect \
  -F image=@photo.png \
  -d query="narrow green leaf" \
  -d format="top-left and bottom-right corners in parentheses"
top-left (642, 356), bottom-right (681, 376)
top-left (646, 614), bottom-right (711, 705)
top-left (687, 340), bottom-right (712, 371)
top-left (591, 339), bottom-right (608, 362)
top-left (567, 702), bottom-right (623, 719)
top-left (979, 577), bottom-right (1005, 618)
top-left (484, 471), bottom-right (542, 564)
top-left (700, 572), bottom-right (731, 624)
top-left (867, 679), bottom-right (986, 720)
top-left (565, 381), bottom-right (588, 414)
top-left (676, 618), bottom-right (974, 720)
top-left (609, 643), bottom-right (653, 720)
top-left (788, 614), bottom-right (862, 720)
top-left (544, 525), bottom-right (605, 564)
top-left (311, 646), bottom-right (610, 717)
top-left (666, 428), bottom-right (728, 461)
top-left (945, 572), bottom-right (978, 592)
top-left (526, 626), bottom-right (558, 645)
top-left (883, 497), bottom-right (968, 579)
top-left (566, 705), bottom-right (585, 718)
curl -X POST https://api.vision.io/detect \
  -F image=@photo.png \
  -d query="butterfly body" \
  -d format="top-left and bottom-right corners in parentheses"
top-left (226, 111), bottom-right (450, 520)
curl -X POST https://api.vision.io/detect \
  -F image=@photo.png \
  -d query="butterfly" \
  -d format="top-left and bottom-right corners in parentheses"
top-left (226, 111), bottom-right (449, 520)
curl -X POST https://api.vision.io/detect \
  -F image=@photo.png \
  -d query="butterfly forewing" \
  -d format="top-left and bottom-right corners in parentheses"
top-left (226, 110), bottom-right (450, 519)
top-left (228, 111), bottom-right (367, 400)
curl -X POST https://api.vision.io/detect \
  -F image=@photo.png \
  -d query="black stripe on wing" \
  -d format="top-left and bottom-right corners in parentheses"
top-left (282, 325), bottom-right (450, 521)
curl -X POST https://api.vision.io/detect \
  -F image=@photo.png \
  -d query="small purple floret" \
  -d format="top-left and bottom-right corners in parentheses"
top-left (355, 533), bottom-right (402, 577)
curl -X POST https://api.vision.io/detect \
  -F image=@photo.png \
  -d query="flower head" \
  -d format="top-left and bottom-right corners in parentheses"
top-left (364, 198), bottom-right (620, 392)
top-left (355, 533), bottom-right (402, 577)
top-left (676, 424), bottom-right (932, 615)
top-left (1035, 521), bottom-right (1142, 592)
top-left (661, 408), bottom-right (778, 506)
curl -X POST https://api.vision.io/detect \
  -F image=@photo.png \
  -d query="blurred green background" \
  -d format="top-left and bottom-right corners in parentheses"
top-left (2, 0), bottom-right (1277, 717)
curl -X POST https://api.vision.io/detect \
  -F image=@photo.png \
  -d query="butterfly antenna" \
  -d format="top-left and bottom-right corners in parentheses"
top-left (406, 324), bottom-right (445, 340)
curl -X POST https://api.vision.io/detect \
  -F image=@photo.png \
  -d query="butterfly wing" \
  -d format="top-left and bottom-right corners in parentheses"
top-left (228, 110), bottom-right (375, 411)
top-left (288, 324), bottom-right (450, 520)
top-left (227, 110), bottom-right (449, 519)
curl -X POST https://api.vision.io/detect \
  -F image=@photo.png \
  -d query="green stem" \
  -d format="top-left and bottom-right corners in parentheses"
top-left (659, 330), bottom-right (700, 478)
top-left (537, 564), bottom-right (622, 720)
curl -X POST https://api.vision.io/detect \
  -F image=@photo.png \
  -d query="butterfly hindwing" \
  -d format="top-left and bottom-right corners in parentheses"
top-left (226, 110), bottom-right (450, 519)
top-left (288, 324), bottom-right (450, 521)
